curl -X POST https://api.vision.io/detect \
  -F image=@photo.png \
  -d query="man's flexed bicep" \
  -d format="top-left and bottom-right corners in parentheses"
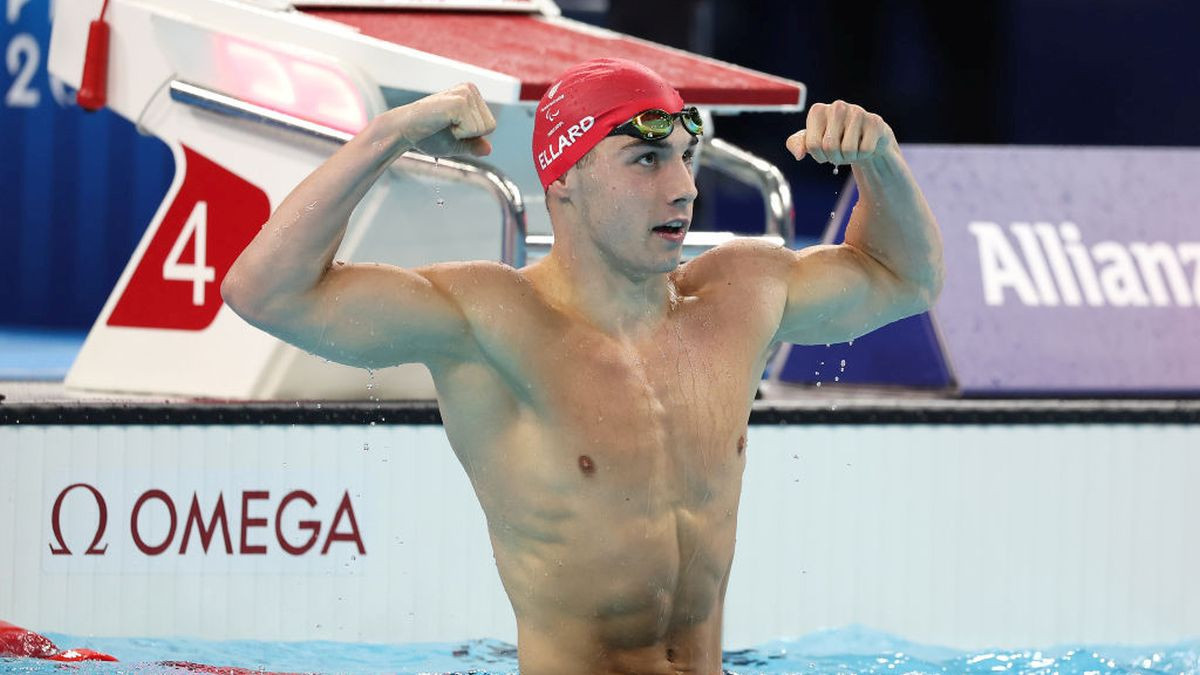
top-left (228, 260), bottom-right (482, 369)
top-left (220, 82), bottom-right (498, 369)
top-left (774, 243), bottom-right (931, 346)
top-left (775, 98), bottom-right (944, 345)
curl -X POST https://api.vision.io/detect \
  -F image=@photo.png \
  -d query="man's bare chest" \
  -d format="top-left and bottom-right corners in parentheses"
top-left (521, 329), bottom-right (756, 495)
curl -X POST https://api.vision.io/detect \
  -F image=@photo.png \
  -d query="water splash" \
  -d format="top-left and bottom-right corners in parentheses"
top-left (15, 626), bottom-right (1196, 674)
top-left (433, 157), bottom-right (446, 207)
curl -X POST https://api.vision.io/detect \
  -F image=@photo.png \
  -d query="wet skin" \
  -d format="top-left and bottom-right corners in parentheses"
top-left (424, 251), bottom-right (776, 674)
top-left (415, 127), bottom-right (780, 673)
top-left (223, 90), bottom-right (942, 674)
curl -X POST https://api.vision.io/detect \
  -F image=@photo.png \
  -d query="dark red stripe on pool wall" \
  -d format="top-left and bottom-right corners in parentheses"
top-left (301, 11), bottom-right (802, 105)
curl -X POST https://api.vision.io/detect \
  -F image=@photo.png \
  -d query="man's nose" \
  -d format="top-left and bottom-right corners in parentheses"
top-left (667, 159), bottom-right (698, 207)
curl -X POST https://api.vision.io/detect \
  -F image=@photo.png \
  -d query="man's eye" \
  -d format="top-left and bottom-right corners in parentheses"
top-left (636, 153), bottom-right (658, 166)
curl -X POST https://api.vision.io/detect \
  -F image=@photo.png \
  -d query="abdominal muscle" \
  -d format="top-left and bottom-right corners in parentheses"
top-left (486, 452), bottom-right (742, 675)
top-left (439, 384), bottom-right (748, 675)
top-left (428, 267), bottom-right (765, 674)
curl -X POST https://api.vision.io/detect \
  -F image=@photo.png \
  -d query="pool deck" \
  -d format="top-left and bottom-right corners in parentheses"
top-left (3, 326), bottom-right (1199, 424)
top-left (3, 378), bottom-right (1199, 425)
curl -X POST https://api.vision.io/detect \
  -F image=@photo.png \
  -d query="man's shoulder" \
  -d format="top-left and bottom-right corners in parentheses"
top-left (674, 237), bottom-right (795, 291)
top-left (416, 259), bottom-right (549, 323)
top-left (417, 259), bottom-right (525, 280)
top-left (415, 259), bottom-right (535, 296)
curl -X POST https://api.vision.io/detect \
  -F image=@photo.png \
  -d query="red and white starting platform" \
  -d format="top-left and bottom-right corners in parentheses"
top-left (48, 0), bottom-right (805, 400)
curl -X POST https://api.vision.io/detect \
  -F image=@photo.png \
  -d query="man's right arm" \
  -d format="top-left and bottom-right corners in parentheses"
top-left (220, 84), bottom-right (497, 369)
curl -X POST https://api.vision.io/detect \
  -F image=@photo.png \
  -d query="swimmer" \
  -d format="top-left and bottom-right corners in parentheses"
top-left (222, 58), bottom-right (943, 675)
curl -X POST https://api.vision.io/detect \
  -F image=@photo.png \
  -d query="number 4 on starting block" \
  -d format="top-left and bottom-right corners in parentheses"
top-left (107, 146), bottom-right (266, 330)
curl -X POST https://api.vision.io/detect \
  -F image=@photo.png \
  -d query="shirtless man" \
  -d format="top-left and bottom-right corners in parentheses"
top-left (222, 58), bottom-right (943, 674)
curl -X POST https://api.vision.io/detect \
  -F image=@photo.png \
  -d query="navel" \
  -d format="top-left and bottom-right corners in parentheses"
top-left (578, 454), bottom-right (596, 475)
top-left (737, 435), bottom-right (747, 455)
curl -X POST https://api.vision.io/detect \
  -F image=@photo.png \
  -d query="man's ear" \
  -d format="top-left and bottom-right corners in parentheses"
top-left (546, 170), bottom-right (573, 203)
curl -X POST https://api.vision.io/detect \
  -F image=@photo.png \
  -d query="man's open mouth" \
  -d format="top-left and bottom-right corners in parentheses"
top-left (652, 221), bottom-right (687, 234)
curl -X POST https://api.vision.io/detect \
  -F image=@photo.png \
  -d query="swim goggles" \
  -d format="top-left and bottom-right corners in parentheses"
top-left (607, 106), bottom-right (703, 141)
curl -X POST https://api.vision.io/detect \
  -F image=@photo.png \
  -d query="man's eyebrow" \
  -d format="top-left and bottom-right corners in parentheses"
top-left (620, 137), bottom-right (701, 151)
top-left (621, 138), bottom-right (668, 151)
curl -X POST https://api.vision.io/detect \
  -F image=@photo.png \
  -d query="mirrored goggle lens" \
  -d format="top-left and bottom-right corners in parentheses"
top-left (630, 109), bottom-right (675, 139)
top-left (680, 106), bottom-right (703, 135)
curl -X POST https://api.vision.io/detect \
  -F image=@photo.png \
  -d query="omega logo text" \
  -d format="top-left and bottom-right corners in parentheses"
top-left (48, 485), bottom-right (365, 557)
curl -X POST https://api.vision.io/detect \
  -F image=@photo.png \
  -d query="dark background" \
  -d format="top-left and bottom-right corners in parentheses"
top-left (567, 0), bottom-right (1200, 239)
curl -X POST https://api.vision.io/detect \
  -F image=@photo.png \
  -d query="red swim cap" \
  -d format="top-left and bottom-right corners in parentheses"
top-left (532, 58), bottom-right (684, 190)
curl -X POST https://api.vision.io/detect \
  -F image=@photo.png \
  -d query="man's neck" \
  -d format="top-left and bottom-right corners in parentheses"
top-left (534, 249), bottom-right (677, 338)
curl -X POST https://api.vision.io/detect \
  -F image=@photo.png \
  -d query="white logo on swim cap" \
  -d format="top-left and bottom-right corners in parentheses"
top-left (541, 81), bottom-right (567, 122)
top-left (538, 115), bottom-right (595, 170)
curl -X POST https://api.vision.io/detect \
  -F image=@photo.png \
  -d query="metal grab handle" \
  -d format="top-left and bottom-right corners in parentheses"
top-left (702, 137), bottom-right (795, 244)
top-left (169, 81), bottom-right (791, 269)
top-left (512, 137), bottom-right (794, 267)
top-left (168, 80), bottom-right (526, 263)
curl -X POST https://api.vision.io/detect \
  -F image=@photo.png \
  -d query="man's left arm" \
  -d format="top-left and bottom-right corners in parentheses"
top-left (773, 101), bottom-right (945, 345)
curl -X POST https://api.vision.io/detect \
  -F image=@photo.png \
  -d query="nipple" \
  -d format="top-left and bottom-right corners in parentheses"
top-left (737, 435), bottom-right (747, 455)
top-left (578, 455), bottom-right (596, 475)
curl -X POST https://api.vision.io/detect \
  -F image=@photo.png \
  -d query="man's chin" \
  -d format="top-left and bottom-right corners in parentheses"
top-left (650, 262), bottom-right (683, 278)
top-left (648, 252), bottom-right (683, 274)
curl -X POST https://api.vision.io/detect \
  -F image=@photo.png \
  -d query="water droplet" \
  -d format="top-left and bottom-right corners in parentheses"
top-left (832, 165), bottom-right (839, 175)
top-left (815, 382), bottom-right (822, 387)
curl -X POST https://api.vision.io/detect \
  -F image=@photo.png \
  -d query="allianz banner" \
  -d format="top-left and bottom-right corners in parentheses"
top-left (908, 145), bottom-right (1200, 395)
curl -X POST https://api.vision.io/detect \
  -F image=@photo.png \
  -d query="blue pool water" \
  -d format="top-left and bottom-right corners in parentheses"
top-left (3, 626), bottom-right (1198, 674)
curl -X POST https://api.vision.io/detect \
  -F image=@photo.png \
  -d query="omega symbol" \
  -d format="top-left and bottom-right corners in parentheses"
top-left (48, 483), bottom-right (109, 556)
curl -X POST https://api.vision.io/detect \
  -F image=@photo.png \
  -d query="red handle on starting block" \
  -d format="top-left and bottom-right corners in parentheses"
top-left (76, 19), bottom-right (111, 111)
